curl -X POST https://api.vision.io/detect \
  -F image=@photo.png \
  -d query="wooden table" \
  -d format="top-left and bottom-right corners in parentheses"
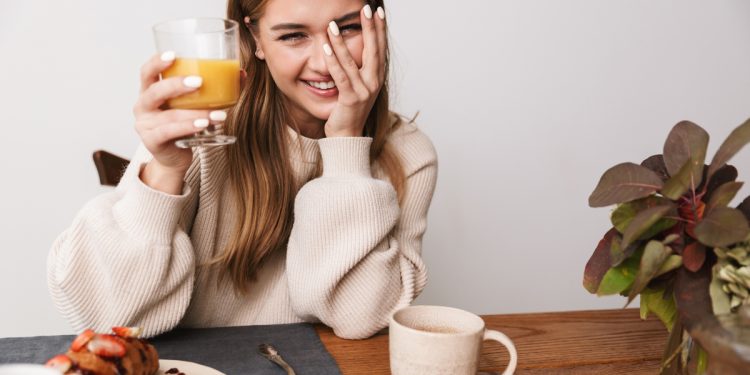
top-left (316, 308), bottom-right (670, 374)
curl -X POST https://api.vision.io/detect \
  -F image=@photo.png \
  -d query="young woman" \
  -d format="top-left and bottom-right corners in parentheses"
top-left (48, 0), bottom-right (437, 339)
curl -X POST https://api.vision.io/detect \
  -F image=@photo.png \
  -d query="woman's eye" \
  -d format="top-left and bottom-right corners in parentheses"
top-left (340, 23), bottom-right (362, 34)
top-left (279, 33), bottom-right (305, 41)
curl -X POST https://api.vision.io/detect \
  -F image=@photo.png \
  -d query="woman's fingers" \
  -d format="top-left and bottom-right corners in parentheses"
top-left (322, 42), bottom-right (353, 97)
top-left (360, 4), bottom-right (380, 85)
top-left (147, 119), bottom-right (209, 146)
top-left (140, 52), bottom-right (176, 93)
top-left (137, 109), bottom-right (222, 131)
top-left (375, 7), bottom-right (387, 53)
top-left (326, 20), bottom-right (368, 98)
top-left (134, 75), bottom-right (202, 114)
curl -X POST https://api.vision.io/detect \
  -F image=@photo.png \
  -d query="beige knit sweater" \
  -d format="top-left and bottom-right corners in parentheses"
top-left (47, 118), bottom-right (437, 339)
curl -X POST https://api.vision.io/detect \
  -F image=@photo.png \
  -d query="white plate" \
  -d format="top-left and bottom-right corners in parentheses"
top-left (0, 365), bottom-right (60, 375)
top-left (158, 360), bottom-right (226, 375)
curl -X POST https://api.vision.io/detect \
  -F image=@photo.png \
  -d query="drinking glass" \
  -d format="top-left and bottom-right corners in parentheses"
top-left (153, 18), bottom-right (240, 148)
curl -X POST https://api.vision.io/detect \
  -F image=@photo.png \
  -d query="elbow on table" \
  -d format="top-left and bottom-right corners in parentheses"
top-left (328, 315), bottom-right (388, 340)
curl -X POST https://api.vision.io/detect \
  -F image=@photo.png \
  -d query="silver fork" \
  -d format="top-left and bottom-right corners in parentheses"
top-left (258, 343), bottom-right (297, 375)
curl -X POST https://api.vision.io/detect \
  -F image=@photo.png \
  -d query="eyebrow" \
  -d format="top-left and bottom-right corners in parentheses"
top-left (270, 11), bottom-right (361, 31)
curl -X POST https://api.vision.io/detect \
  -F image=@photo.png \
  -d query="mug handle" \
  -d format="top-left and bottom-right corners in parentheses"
top-left (483, 329), bottom-right (518, 375)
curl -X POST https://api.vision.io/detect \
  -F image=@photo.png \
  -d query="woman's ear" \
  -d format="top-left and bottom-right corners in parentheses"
top-left (244, 16), bottom-right (265, 60)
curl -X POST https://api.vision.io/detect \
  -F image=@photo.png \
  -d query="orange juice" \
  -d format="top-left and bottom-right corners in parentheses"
top-left (162, 58), bottom-right (241, 109)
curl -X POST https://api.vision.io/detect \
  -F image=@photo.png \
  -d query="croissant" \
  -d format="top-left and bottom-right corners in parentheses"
top-left (45, 327), bottom-right (159, 375)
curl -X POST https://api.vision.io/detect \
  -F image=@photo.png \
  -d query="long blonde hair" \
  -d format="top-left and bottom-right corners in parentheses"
top-left (219, 0), bottom-right (405, 293)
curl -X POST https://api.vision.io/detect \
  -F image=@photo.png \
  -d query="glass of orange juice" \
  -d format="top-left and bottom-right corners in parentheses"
top-left (153, 18), bottom-right (240, 148)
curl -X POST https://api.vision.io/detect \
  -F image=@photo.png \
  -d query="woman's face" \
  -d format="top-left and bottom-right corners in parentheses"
top-left (253, 0), bottom-right (366, 126)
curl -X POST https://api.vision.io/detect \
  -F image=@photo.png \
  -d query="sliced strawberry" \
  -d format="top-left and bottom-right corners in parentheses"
top-left (87, 334), bottom-right (126, 357)
top-left (70, 329), bottom-right (96, 352)
top-left (45, 354), bottom-right (72, 372)
top-left (112, 326), bottom-right (141, 338)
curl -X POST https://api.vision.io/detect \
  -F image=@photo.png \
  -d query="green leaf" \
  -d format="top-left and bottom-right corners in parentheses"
top-left (589, 163), bottom-right (665, 207)
top-left (660, 159), bottom-right (697, 200)
top-left (627, 240), bottom-right (672, 304)
top-left (622, 205), bottom-right (674, 249)
top-left (611, 196), bottom-right (678, 237)
top-left (583, 228), bottom-right (618, 293)
top-left (707, 117), bottom-right (750, 181)
top-left (597, 248), bottom-right (643, 296)
top-left (640, 287), bottom-right (677, 331)
top-left (609, 235), bottom-right (640, 267)
top-left (710, 265), bottom-right (731, 315)
top-left (694, 206), bottom-right (750, 247)
top-left (655, 255), bottom-right (683, 277)
top-left (706, 181), bottom-right (744, 214)
top-left (663, 121), bottom-right (709, 187)
top-left (696, 345), bottom-right (708, 375)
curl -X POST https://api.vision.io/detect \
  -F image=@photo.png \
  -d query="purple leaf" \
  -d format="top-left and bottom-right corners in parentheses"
top-left (663, 121), bottom-right (709, 187)
top-left (707, 118), bottom-right (750, 181)
top-left (737, 196), bottom-right (750, 222)
top-left (641, 154), bottom-right (670, 181)
top-left (682, 242), bottom-right (706, 272)
top-left (589, 163), bottom-right (664, 207)
top-left (705, 181), bottom-right (744, 214)
top-left (693, 207), bottom-right (750, 247)
top-left (583, 228), bottom-right (618, 293)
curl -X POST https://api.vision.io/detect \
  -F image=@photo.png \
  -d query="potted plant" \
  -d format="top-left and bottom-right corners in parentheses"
top-left (584, 118), bottom-right (750, 374)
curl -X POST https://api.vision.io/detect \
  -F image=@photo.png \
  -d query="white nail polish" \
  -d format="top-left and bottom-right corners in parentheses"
top-left (194, 118), bottom-right (209, 128)
top-left (183, 76), bottom-right (203, 88)
top-left (377, 6), bottom-right (385, 20)
top-left (323, 43), bottom-right (333, 56)
top-left (329, 21), bottom-right (340, 36)
top-left (160, 51), bottom-right (175, 62)
top-left (209, 110), bottom-right (227, 122)
top-left (363, 5), bottom-right (373, 19)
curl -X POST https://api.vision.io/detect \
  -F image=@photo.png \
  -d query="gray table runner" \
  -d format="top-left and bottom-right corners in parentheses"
top-left (0, 323), bottom-right (342, 375)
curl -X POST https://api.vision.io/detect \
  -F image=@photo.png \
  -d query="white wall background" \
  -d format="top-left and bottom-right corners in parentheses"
top-left (1, 0), bottom-right (749, 338)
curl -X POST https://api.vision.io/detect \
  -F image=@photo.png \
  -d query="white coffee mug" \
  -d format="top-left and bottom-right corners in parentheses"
top-left (389, 305), bottom-right (518, 375)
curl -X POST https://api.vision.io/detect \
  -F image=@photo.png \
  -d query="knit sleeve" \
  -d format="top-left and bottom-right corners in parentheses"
top-left (47, 144), bottom-right (199, 337)
top-left (286, 133), bottom-right (438, 339)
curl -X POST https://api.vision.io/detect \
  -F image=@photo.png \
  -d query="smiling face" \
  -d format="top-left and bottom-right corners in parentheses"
top-left (251, 0), bottom-right (366, 131)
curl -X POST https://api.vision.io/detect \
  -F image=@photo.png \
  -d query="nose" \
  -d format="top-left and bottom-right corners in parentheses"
top-left (307, 38), bottom-right (330, 75)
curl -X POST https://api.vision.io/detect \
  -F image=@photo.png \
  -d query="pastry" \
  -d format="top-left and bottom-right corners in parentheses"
top-left (45, 327), bottom-right (159, 375)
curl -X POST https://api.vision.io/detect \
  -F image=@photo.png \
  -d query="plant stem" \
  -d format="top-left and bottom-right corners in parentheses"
top-left (661, 336), bottom-right (688, 372)
top-left (663, 216), bottom-right (695, 225)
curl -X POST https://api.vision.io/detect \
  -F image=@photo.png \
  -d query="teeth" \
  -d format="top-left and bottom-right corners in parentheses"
top-left (306, 81), bottom-right (336, 90)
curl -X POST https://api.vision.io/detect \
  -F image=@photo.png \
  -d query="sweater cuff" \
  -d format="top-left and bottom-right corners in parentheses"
top-left (112, 163), bottom-right (191, 245)
top-left (318, 137), bottom-right (372, 178)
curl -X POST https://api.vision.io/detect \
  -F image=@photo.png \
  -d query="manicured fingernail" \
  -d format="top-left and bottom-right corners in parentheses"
top-left (328, 21), bottom-right (340, 36)
top-left (183, 76), bottom-right (202, 88)
top-left (160, 51), bottom-right (175, 62)
top-left (363, 5), bottom-right (373, 19)
top-left (194, 118), bottom-right (209, 128)
top-left (323, 43), bottom-right (333, 56)
top-left (377, 6), bottom-right (385, 19)
top-left (209, 110), bottom-right (227, 122)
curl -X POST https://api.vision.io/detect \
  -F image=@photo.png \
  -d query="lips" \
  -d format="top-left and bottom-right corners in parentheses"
top-left (302, 80), bottom-right (338, 98)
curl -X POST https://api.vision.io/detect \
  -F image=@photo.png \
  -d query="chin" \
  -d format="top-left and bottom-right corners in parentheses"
top-left (306, 104), bottom-right (335, 121)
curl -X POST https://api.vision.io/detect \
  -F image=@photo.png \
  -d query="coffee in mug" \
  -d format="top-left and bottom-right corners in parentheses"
top-left (389, 305), bottom-right (517, 375)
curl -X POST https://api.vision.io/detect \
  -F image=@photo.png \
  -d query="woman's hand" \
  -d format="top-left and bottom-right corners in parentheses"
top-left (132, 52), bottom-right (225, 194)
top-left (322, 4), bottom-right (387, 138)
